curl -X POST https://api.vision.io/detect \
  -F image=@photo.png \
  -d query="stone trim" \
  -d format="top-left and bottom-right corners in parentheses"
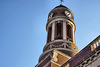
top-left (62, 43), bottom-right (77, 53)
top-left (47, 43), bottom-right (77, 53)
top-left (43, 39), bottom-right (78, 52)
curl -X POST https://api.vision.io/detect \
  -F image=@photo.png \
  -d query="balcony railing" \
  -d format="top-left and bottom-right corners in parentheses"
top-left (67, 36), bottom-right (73, 42)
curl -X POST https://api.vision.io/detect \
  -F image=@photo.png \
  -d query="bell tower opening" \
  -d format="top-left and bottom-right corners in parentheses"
top-left (47, 25), bottom-right (52, 43)
top-left (66, 24), bottom-right (73, 42)
top-left (56, 22), bottom-right (62, 39)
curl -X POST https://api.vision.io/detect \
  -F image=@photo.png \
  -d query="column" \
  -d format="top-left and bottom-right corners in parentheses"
top-left (63, 21), bottom-right (66, 40)
top-left (47, 29), bottom-right (49, 43)
top-left (72, 26), bottom-right (75, 43)
top-left (51, 22), bottom-right (55, 41)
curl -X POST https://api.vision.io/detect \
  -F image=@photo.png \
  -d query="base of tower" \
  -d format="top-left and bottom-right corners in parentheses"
top-left (36, 49), bottom-right (71, 67)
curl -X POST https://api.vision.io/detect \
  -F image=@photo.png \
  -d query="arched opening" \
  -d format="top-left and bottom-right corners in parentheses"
top-left (66, 24), bottom-right (73, 42)
top-left (55, 22), bottom-right (62, 39)
top-left (47, 26), bottom-right (52, 43)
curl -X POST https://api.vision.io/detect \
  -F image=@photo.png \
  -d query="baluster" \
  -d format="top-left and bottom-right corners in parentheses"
top-left (93, 42), bottom-right (95, 50)
top-left (99, 40), bottom-right (100, 46)
top-left (91, 44), bottom-right (93, 51)
top-left (95, 41), bottom-right (98, 47)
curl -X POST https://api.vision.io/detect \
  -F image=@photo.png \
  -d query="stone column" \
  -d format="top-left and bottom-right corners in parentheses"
top-left (63, 21), bottom-right (66, 40)
top-left (73, 26), bottom-right (75, 43)
top-left (51, 22), bottom-right (55, 41)
top-left (47, 28), bottom-right (49, 43)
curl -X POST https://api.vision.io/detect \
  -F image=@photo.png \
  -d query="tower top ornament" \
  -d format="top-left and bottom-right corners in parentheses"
top-left (60, 0), bottom-right (64, 4)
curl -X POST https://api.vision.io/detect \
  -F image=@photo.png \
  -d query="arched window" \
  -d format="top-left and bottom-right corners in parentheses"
top-left (66, 24), bottom-right (72, 42)
top-left (47, 26), bottom-right (52, 43)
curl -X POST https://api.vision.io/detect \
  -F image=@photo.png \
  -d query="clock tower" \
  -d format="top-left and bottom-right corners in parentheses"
top-left (36, 4), bottom-right (79, 67)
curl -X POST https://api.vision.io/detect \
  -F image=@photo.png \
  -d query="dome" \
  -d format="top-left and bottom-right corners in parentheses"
top-left (48, 4), bottom-right (74, 21)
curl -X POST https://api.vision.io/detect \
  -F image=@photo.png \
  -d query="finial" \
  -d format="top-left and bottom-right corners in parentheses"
top-left (60, 0), bottom-right (64, 5)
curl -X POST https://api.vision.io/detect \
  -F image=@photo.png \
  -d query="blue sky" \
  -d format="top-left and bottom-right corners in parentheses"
top-left (0, 0), bottom-right (100, 67)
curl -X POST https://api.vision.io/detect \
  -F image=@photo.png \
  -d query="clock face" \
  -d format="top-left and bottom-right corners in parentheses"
top-left (65, 11), bottom-right (71, 18)
top-left (49, 13), bottom-right (53, 20)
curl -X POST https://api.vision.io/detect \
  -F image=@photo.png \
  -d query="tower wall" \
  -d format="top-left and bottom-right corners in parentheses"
top-left (36, 5), bottom-right (79, 67)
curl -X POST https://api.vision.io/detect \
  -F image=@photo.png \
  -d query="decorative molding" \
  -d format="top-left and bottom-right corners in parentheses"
top-left (43, 39), bottom-right (78, 52)
top-left (62, 43), bottom-right (67, 48)
top-left (52, 51), bottom-right (58, 62)
top-left (47, 43), bottom-right (77, 53)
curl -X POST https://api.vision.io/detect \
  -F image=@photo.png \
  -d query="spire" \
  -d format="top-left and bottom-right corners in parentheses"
top-left (60, 0), bottom-right (64, 5)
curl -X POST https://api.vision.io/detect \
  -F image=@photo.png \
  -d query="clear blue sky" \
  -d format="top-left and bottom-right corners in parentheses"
top-left (0, 0), bottom-right (100, 67)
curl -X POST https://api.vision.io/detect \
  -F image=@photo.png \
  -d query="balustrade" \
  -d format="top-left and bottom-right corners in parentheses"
top-left (91, 35), bottom-right (100, 51)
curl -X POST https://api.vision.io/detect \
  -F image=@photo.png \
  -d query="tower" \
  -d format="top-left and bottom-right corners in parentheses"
top-left (36, 4), bottom-right (79, 67)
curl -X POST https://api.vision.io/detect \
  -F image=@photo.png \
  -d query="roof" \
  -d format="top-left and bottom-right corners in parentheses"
top-left (54, 4), bottom-right (68, 9)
